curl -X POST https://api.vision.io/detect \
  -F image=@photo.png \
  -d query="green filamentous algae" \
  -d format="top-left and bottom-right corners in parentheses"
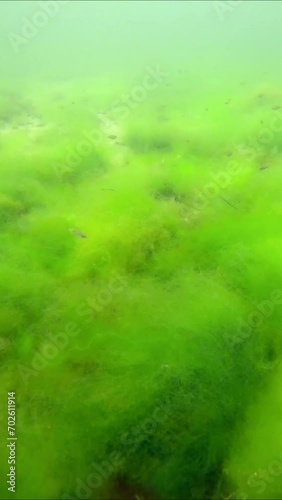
top-left (0, 1), bottom-right (282, 499)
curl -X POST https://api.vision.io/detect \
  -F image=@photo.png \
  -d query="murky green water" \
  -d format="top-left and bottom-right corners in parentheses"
top-left (1, 1), bottom-right (282, 499)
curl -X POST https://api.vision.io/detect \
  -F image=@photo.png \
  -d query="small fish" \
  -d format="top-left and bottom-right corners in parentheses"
top-left (69, 228), bottom-right (87, 238)
top-left (108, 134), bottom-right (117, 140)
top-left (225, 151), bottom-right (232, 157)
top-left (272, 106), bottom-right (281, 111)
top-left (218, 195), bottom-right (237, 209)
top-left (259, 165), bottom-right (268, 170)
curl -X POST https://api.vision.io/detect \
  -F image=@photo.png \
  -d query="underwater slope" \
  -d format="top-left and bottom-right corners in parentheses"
top-left (0, 72), bottom-right (282, 500)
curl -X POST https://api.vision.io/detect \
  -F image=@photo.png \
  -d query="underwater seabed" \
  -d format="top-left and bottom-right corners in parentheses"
top-left (1, 69), bottom-right (282, 499)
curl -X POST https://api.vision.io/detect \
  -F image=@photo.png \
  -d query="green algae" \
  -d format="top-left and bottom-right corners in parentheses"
top-left (0, 66), bottom-right (282, 500)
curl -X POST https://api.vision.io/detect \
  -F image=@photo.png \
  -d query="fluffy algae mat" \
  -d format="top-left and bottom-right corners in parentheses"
top-left (1, 72), bottom-right (282, 500)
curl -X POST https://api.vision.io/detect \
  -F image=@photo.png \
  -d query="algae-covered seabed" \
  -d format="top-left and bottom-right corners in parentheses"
top-left (1, 1), bottom-right (282, 500)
